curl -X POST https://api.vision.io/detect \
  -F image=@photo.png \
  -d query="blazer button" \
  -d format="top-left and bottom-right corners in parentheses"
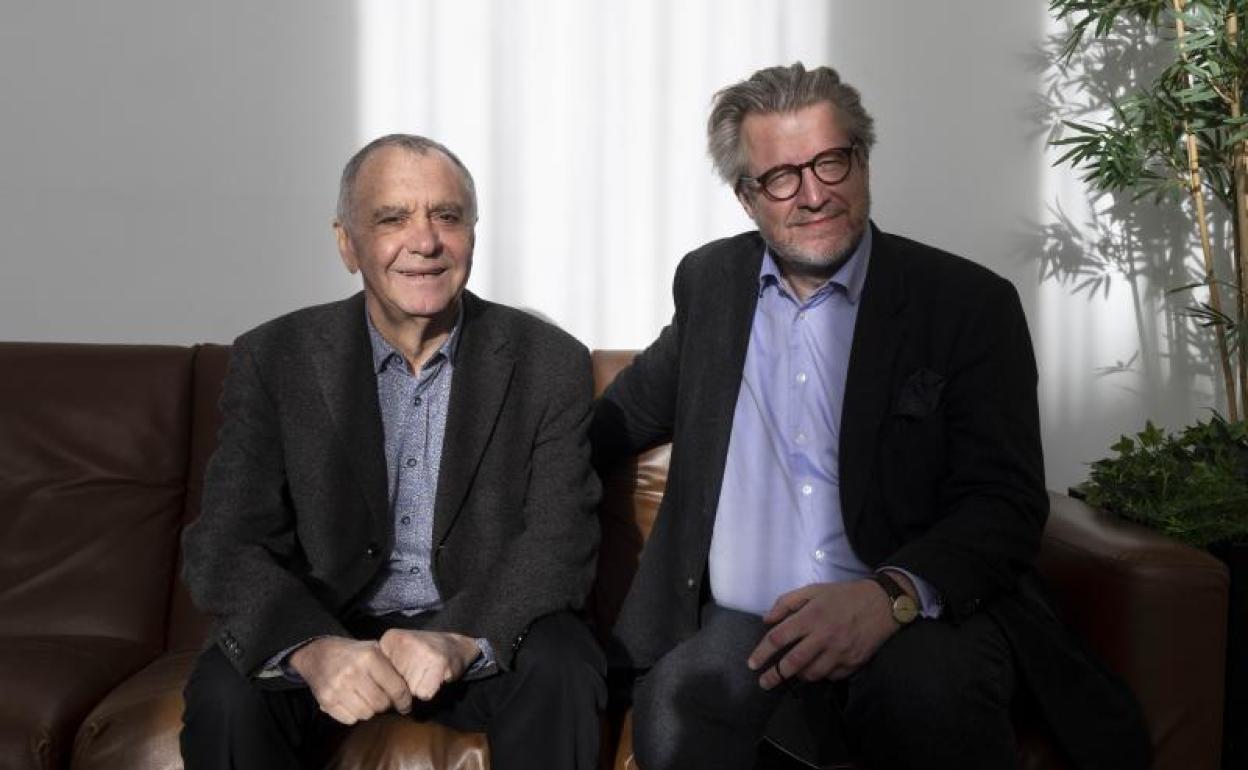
top-left (365, 543), bottom-right (380, 558)
top-left (685, 577), bottom-right (696, 590)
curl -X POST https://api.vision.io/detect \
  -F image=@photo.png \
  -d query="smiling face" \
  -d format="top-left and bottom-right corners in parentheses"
top-left (335, 146), bottom-right (475, 339)
top-left (736, 102), bottom-right (870, 284)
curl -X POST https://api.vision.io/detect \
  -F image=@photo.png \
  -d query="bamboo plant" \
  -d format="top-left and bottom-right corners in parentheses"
top-left (1051, 0), bottom-right (1248, 419)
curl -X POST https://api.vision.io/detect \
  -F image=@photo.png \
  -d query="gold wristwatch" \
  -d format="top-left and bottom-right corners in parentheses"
top-left (871, 571), bottom-right (919, 625)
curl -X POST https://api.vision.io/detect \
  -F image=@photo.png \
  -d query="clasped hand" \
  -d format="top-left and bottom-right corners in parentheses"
top-left (746, 579), bottom-right (901, 690)
top-left (289, 629), bottom-right (480, 725)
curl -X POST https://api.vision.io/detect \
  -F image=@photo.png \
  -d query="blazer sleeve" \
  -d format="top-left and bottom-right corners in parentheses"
top-left (181, 339), bottom-right (350, 676)
top-left (426, 344), bottom-right (603, 670)
top-left (590, 259), bottom-right (692, 468)
top-left (887, 279), bottom-right (1049, 621)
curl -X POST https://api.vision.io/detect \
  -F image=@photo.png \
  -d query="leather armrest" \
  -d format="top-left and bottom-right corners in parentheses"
top-left (1038, 491), bottom-right (1229, 768)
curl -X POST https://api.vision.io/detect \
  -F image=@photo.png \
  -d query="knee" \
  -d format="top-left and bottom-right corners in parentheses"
top-left (630, 672), bottom-right (685, 770)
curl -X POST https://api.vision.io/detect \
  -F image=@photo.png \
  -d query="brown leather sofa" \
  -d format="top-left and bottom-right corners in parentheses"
top-left (0, 341), bottom-right (1230, 770)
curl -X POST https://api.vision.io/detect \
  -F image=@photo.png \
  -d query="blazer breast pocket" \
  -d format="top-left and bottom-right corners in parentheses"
top-left (891, 367), bottom-right (945, 421)
top-left (884, 368), bottom-right (948, 512)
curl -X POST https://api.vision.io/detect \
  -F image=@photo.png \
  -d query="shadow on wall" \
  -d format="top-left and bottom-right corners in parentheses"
top-left (1019, 16), bottom-right (1225, 427)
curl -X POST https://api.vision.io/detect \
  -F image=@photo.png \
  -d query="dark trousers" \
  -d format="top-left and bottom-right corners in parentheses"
top-left (180, 612), bottom-right (606, 770)
top-left (631, 604), bottom-right (1016, 770)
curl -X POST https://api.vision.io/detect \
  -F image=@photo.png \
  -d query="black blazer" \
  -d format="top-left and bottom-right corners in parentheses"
top-left (183, 291), bottom-right (601, 675)
top-left (592, 227), bottom-right (1148, 769)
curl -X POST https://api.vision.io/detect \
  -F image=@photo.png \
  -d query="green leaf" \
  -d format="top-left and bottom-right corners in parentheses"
top-left (1111, 435), bottom-right (1136, 455)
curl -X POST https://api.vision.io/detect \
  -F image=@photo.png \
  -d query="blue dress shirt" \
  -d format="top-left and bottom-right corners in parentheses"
top-left (709, 228), bottom-right (941, 617)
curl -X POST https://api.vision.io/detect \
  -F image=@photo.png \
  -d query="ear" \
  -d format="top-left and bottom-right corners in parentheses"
top-left (334, 220), bottom-right (359, 274)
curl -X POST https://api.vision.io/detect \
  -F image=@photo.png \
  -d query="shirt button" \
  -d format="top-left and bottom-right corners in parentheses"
top-left (413, 396), bottom-right (423, 407)
top-left (406, 457), bottom-right (417, 468)
top-left (796, 372), bottom-right (807, 384)
top-left (400, 515), bottom-right (411, 525)
top-left (795, 433), bottom-right (806, 444)
top-left (797, 312), bottom-right (805, 321)
top-left (801, 483), bottom-right (813, 496)
top-left (409, 565), bottom-right (421, 574)
top-left (814, 549), bottom-right (826, 562)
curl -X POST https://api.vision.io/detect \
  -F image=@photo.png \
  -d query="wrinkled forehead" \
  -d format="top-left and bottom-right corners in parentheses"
top-left (349, 145), bottom-right (476, 222)
top-left (740, 102), bottom-right (849, 171)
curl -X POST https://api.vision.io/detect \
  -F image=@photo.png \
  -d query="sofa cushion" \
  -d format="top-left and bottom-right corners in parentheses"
top-left (72, 649), bottom-right (198, 770)
top-left (0, 635), bottom-right (154, 770)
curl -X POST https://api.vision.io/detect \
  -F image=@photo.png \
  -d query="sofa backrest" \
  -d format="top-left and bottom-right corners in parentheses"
top-left (0, 342), bottom-right (193, 649)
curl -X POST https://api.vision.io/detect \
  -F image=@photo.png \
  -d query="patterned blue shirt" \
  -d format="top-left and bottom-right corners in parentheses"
top-left (360, 315), bottom-right (457, 615)
top-left (360, 308), bottom-right (496, 676)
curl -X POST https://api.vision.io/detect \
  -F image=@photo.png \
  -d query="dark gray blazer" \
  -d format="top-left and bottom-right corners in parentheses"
top-left (183, 291), bottom-right (601, 675)
top-left (592, 227), bottom-right (1149, 770)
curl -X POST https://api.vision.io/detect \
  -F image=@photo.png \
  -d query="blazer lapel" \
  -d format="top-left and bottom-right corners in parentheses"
top-left (310, 293), bottom-right (390, 533)
top-left (433, 292), bottom-right (514, 546)
top-left (695, 238), bottom-right (764, 524)
top-left (840, 226), bottom-right (908, 527)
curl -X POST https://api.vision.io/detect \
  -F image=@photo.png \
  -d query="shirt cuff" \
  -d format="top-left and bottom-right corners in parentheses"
top-left (879, 566), bottom-right (944, 619)
top-left (254, 637), bottom-right (323, 684)
top-left (462, 637), bottom-right (498, 680)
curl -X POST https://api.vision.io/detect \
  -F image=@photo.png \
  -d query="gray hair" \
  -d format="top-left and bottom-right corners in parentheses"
top-left (707, 62), bottom-right (876, 186)
top-left (336, 133), bottom-right (478, 229)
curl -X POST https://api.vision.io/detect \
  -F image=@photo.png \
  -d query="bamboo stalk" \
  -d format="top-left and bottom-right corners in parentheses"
top-left (1174, 0), bottom-right (1238, 418)
top-left (1228, 10), bottom-right (1248, 419)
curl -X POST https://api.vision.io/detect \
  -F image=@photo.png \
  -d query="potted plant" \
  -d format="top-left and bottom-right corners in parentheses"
top-left (1049, 1), bottom-right (1248, 765)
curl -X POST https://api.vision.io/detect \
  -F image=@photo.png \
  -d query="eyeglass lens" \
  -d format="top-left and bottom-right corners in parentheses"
top-left (760, 149), bottom-right (853, 200)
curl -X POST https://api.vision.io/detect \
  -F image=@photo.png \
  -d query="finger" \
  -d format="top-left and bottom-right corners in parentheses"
top-left (760, 635), bottom-right (822, 690)
top-left (352, 677), bottom-right (393, 716)
top-left (327, 689), bottom-right (372, 725)
top-left (322, 703), bottom-right (358, 726)
top-left (799, 648), bottom-right (841, 683)
top-left (758, 641), bottom-right (804, 689)
top-left (413, 663), bottom-right (446, 701)
top-left (369, 656), bottom-right (413, 714)
top-left (762, 588), bottom-right (811, 625)
top-left (311, 689), bottom-right (352, 725)
top-left (748, 613), bottom-right (806, 671)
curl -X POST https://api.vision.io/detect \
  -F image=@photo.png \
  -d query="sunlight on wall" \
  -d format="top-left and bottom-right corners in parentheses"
top-left (354, 0), bottom-right (834, 349)
top-left (1036, 12), bottom-right (1213, 487)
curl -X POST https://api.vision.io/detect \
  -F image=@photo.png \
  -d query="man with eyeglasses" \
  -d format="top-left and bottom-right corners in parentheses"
top-left (591, 63), bottom-right (1148, 770)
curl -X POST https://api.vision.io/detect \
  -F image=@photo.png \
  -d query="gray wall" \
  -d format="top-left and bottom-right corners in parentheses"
top-left (0, 1), bottom-right (359, 345)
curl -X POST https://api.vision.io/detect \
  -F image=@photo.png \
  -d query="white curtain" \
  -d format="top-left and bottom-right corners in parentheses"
top-left (354, 0), bottom-right (834, 349)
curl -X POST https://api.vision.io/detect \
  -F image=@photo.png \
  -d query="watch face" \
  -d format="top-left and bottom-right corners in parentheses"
top-left (894, 596), bottom-right (919, 624)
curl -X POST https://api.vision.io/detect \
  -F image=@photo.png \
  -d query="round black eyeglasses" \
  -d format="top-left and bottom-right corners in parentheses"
top-left (737, 145), bottom-right (857, 202)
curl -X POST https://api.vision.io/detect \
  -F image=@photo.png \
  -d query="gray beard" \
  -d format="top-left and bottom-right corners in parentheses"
top-left (768, 226), bottom-right (865, 284)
